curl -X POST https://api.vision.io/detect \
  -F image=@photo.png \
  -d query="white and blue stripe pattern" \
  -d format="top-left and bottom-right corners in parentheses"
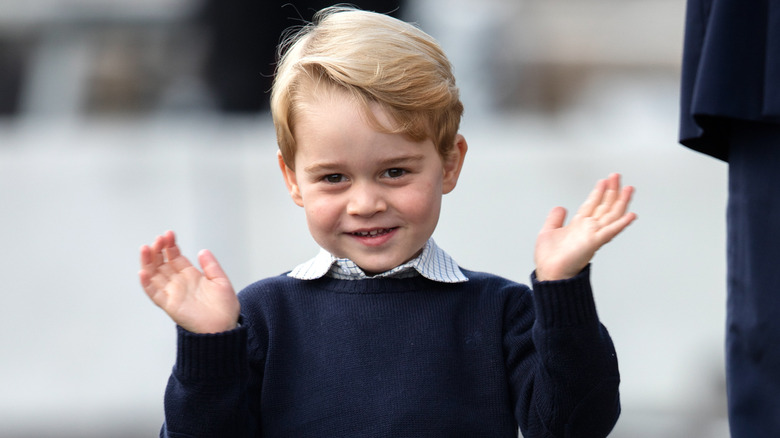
top-left (288, 239), bottom-right (468, 283)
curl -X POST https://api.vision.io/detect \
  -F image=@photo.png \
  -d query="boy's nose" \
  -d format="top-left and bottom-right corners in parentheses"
top-left (346, 183), bottom-right (387, 217)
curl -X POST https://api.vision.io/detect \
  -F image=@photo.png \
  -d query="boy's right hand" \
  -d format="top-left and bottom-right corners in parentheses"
top-left (139, 231), bottom-right (240, 334)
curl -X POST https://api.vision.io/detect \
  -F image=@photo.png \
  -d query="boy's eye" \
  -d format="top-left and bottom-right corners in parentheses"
top-left (323, 174), bottom-right (346, 183)
top-left (384, 168), bottom-right (406, 178)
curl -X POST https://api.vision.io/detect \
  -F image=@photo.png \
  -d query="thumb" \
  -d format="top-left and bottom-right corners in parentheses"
top-left (198, 249), bottom-right (229, 281)
top-left (540, 206), bottom-right (567, 232)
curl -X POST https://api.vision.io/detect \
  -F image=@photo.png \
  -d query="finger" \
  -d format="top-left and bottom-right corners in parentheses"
top-left (598, 185), bottom-right (635, 226)
top-left (150, 233), bottom-right (167, 253)
top-left (596, 211), bottom-right (637, 244)
top-left (156, 230), bottom-right (193, 273)
top-left (139, 244), bottom-right (153, 267)
top-left (139, 244), bottom-right (170, 282)
top-left (139, 267), bottom-right (168, 305)
top-left (592, 174), bottom-right (621, 218)
top-left (140, 241), bottom-right (180, 290)
top-left (540, 206), bottom-right (567, 232)
top-left (606, 172), bottom-right (620, 187)
top-left (147, 234), bottom-right (169, 266)
top-left (163, 243), bottom-right (194, 273)
top-left (619, 183), bottom-right (634, 204)
top-left (576, 178), bottom-right (607, 218)
top-left (138, 268), bottom-right (152, 289)
top-left (156, 230), bottom-right (178, 261)
top-left (162, 230), bottom-right (176, 248)
top-left (198, 249), bottom-right (229, 281)
top-left (164, 242), bottom-right (181, 260)
top-left (139, 243), bottom-right (162, 296)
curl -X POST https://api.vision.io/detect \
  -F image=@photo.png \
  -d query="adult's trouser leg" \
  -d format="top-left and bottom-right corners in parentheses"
top-left (726, 119), bottom-right (780, 437)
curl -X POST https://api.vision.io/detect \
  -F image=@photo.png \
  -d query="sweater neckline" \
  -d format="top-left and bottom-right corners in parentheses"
top-left (304, 274), bottom-right (452, 294)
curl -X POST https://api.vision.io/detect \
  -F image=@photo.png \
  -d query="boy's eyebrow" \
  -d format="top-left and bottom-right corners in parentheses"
top-left (303, 154), bottom-right (426, 173)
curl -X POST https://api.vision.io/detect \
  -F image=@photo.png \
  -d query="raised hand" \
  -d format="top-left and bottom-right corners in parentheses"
top-left (534, 173), bottom-right (636, 281)
top-left (139, 231), bottom-right (240, 334)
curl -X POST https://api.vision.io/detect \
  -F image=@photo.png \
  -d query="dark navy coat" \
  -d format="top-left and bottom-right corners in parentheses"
top-left (679, 0), bottom-right (780, 161)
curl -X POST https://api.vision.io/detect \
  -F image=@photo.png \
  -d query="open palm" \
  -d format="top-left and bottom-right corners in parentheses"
top-left (534, 173), bottom-right (636, 281)
top-left (139, 231), bottom-right (240, 334)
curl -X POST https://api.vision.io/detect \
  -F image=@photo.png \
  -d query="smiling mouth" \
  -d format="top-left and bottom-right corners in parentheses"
top-left (351, 228), bottom-right (396, 237)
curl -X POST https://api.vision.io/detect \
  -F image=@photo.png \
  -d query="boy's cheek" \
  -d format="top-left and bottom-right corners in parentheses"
top-left (304, 201), bottom-right (337, 223)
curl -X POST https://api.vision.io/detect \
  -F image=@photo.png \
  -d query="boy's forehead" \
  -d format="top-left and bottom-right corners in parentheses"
top-left (294, 121), bottom-right (437, 171)
top-left (295, 87), bottom-right (391, 137)
top-left (296, 133), bottom-right (435, 161)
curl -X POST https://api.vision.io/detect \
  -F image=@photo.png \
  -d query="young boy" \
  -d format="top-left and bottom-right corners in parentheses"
top-left (139, 6), bottom-right (636, 437)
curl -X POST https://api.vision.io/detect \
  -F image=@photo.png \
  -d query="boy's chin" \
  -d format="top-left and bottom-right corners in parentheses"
top-left (355, 262), bottom-right (398, 276)
top-left (354, 255), bottom-right (419, 276)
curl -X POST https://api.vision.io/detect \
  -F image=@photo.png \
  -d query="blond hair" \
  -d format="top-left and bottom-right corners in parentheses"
top-left (271, 6), bottom-right (464, 168)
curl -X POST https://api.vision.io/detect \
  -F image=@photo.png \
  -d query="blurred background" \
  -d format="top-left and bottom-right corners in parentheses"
top-left (0, 0), bottom-right (729, 437)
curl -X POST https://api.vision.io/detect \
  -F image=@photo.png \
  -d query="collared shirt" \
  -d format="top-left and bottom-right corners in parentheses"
top-left (288, 239), bottom-right (468, 283)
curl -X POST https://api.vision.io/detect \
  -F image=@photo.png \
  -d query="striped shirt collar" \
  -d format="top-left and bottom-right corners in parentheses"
top-left (288, 239), bottom-right (468, 283)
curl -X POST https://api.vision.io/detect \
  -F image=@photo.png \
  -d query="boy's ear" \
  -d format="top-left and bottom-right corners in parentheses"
top-left (442, 134), bottom-right (468, 194)
top-left (278, 150), bottom-right (304, 207)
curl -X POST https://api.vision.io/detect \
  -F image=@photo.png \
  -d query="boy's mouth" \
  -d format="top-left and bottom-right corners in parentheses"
top-left (351, 227), bottom-right (396, 237)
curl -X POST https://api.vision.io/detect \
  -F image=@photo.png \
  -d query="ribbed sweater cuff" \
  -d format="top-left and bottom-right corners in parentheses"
top-left (174, 324), bottom-right (248, 381)
top-left (531, 264), bottom-right (598, 329)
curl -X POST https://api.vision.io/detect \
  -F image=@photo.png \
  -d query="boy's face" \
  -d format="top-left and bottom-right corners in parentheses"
top-left (279, 89), bottom-right (467, 275)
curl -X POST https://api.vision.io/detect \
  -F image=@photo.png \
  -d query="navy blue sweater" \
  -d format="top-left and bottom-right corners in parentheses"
top-left (161, 267), bottom-right (620, 437)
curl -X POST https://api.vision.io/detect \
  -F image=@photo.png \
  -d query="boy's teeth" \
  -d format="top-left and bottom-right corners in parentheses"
top-left (356, 229), bottom-right (387, 236)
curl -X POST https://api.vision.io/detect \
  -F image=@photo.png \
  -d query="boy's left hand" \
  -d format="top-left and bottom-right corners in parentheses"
top-left (534, 173), bottom-right (636, 281)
